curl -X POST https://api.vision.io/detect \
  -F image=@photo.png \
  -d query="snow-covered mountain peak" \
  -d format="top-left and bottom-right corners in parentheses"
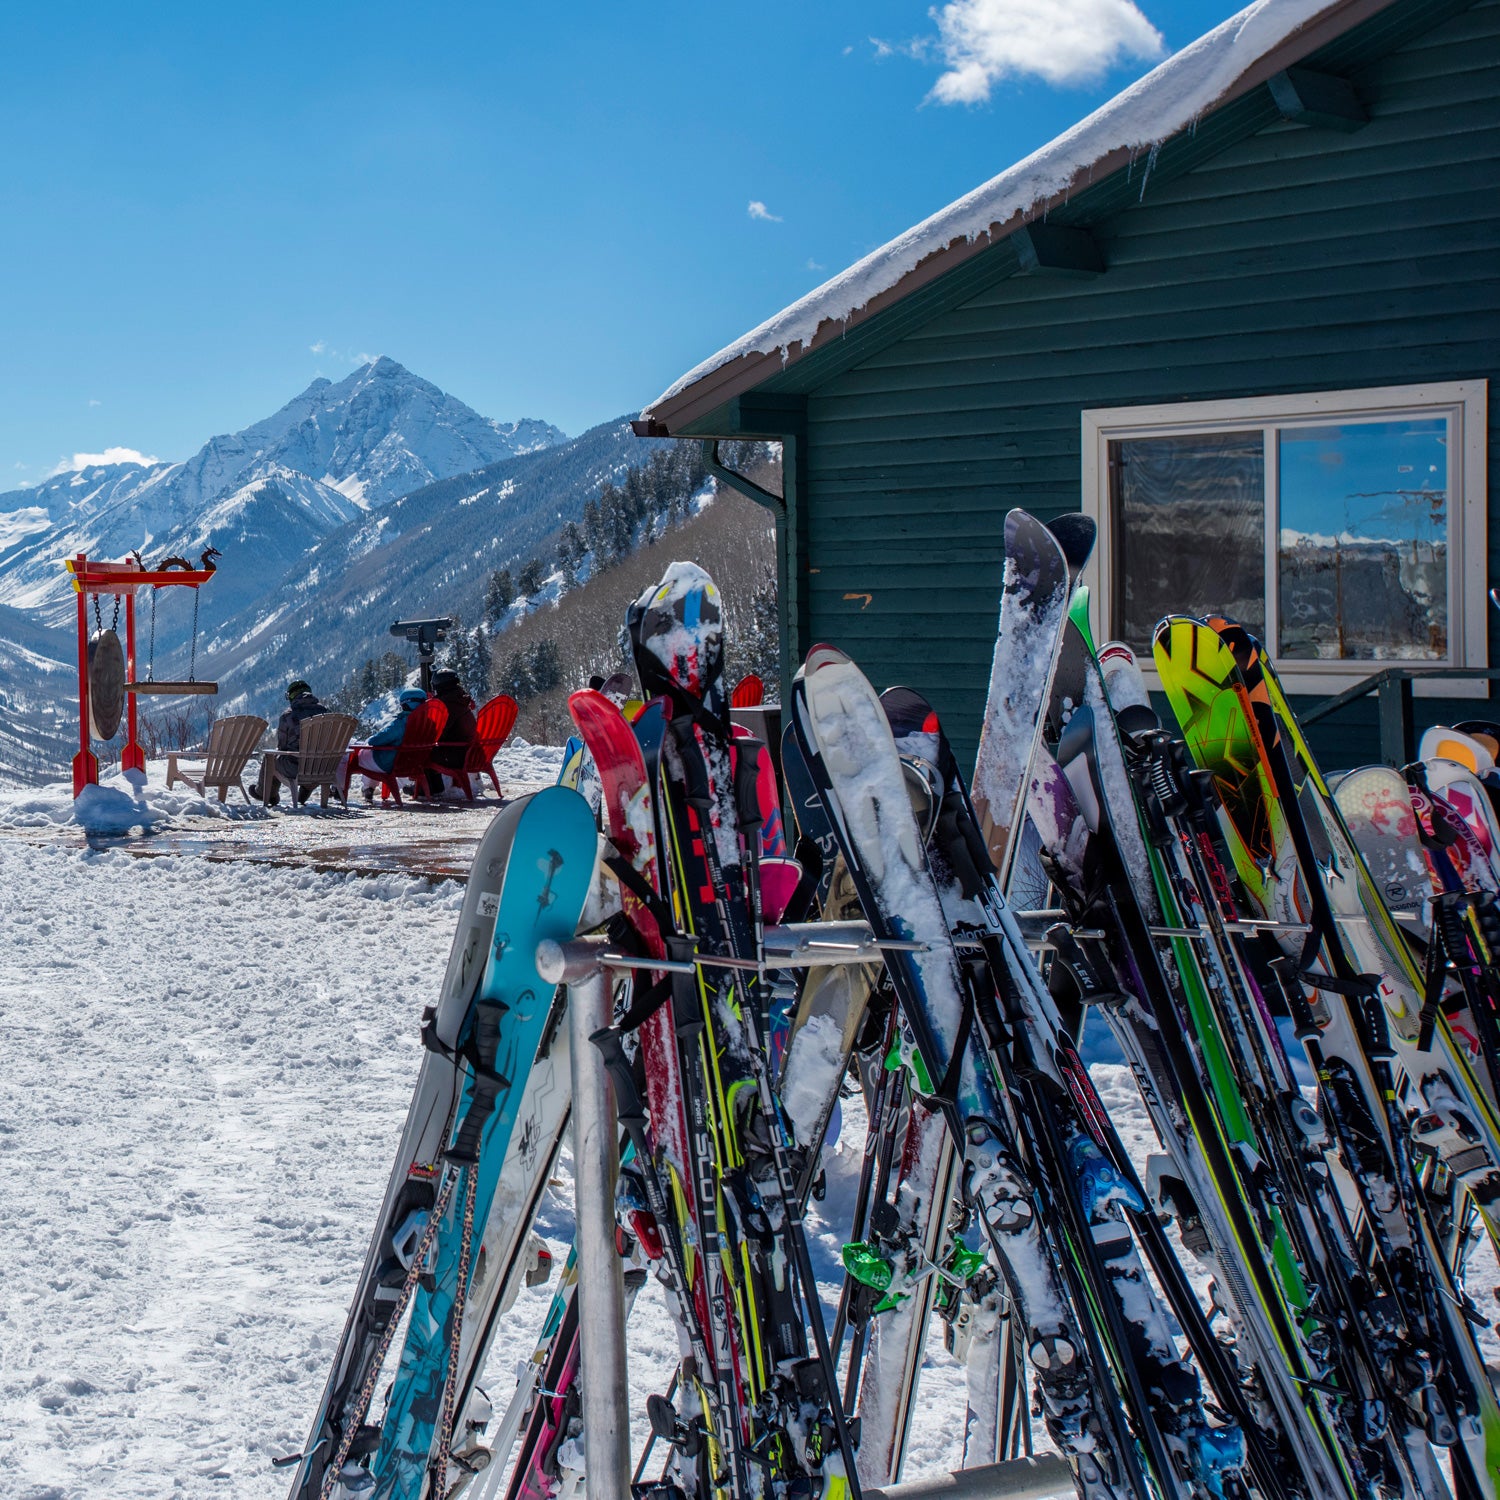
top-left (0, 360), bottom-right (567, 623)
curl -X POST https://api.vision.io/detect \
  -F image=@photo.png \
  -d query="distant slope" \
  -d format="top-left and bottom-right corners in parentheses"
top-left (0, 358), bottom-right (569, 782)
top-left (0, 603), bottom-right (73, 788)
top-left (204, 416), bottom-right (673, 713)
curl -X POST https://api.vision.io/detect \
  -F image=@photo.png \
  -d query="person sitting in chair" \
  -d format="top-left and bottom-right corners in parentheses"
top-left (338, 687), bottom-right (428, 801)
top-left (426, 669), bottom-right (478, 794)
top-left (251, 678), bottom-right (329, 805)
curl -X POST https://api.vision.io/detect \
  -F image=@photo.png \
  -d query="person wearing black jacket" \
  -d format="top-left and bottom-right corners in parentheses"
top-left (254, 679), bottom-right (328, 805)
top-left (428, 669), bottom-right (478, 794)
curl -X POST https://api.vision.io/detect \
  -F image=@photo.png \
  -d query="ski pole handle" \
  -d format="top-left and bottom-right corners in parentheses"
top-left (732, 737), bottom-right (764, 838)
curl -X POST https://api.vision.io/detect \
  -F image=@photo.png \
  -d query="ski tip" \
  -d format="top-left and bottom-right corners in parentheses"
top-left (1045, 512), bottom-right (1098, 570)
top-left (802, 643), bottom-right (849, 676)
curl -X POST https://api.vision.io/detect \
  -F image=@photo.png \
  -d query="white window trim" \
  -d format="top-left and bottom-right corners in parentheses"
top-left (1081, 381), bottom-right (1489, 696)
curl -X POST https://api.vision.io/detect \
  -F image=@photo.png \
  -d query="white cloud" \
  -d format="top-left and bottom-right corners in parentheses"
top-left (913, 0), bottom-right (1164, 103)
top-left (45, 446), bottom-right (161, 478)
top-left (87, 399), bottom-right (101, 408)
top-left (311, 339), bottom-right (377, 366)
top-left (747, 200), bottom-right (784, 223)
top-left (807, 258), bottom-right (827, 272)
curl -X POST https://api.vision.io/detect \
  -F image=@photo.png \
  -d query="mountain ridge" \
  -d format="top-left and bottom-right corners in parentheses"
top-left (0, 357), bottom-right (565, 628)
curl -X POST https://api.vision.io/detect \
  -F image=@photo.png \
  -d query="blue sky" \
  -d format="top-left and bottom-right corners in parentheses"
top-left (0, 0), bottom-right (1232, 483)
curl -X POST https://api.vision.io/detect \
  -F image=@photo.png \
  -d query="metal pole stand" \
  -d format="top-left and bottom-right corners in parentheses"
top-left (536, 935), bottom-right (631, 1500)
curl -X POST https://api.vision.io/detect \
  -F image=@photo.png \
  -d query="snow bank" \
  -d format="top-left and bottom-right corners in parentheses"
top-left (497, 735), bottom-right (564, 787)
top-left (0, 766), bottom-right (259, 835)
top-left (648, 0), bottom-right (1339, 411)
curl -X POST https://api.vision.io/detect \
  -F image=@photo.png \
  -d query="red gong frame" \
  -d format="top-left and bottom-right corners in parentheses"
top-left (66, 553), bottom-right (215, 796)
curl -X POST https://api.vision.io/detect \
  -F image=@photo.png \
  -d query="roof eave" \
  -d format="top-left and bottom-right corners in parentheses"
top-left (638, 0), bottom-right (1399, 439)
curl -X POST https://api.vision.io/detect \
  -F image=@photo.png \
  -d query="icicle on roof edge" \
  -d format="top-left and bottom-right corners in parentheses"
top-left (646, 0), bottom-right (1346, 417)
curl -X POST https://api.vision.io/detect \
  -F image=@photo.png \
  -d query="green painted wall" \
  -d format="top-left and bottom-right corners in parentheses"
top-left (766, 0), bottom-right (1500, 768)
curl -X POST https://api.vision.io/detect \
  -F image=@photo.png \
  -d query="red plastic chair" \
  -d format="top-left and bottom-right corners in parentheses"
top-left (731, 674), bottom-right (764, 709)
top-left (355, 700), bottom-right (448, 806)
top-left (456, 694), bottom-right (519, 801)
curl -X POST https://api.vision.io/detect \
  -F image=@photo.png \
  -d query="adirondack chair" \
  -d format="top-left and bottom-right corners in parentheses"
top-left (730, 674), bottom-right (764, 709)
top-left (165, 715), bottom-right (268, 804)
top-left (353, 700), bottom-right (447, 806)
top-left (268, 712), bottom-right (359, 809)
top-left (451, 694), bottom-right (519, 801)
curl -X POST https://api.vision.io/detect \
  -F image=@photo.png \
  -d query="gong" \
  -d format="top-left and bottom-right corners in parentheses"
top-left (88, 628), bottom-right (126, 740)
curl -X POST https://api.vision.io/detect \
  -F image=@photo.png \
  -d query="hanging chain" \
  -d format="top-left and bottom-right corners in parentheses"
top-left (147, 590), bottom-right (158, 683)
top-left (316, 1167), bottom-right (460, 1500)
top-left (92, 593), bottom-right (121, 636)
top-left (189, 587), bottom-right (201, 681)
top-left (430, 1161), bottom-right (479, 1495)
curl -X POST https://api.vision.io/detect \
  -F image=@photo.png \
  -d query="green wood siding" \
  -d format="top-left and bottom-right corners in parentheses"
top-left (775, 0), bottom-right (1500, 766)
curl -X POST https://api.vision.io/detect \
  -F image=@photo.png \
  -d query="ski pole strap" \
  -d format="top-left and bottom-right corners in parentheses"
top-left (1418, 911), bottom-right (1449, 1053)
top-left (668, 714), bottom-right (715, 812)
top-left (591, 1025), bottom-right (650, 1132)
top-left (1294, 969), bottom-right (1381, 1000)
top-left (615, 974), bottom-right (674, 1034)
top-left (926, 959), bottom-right (983, 1110)
top-left (604, 853), bottom-right (675, 936)
top-left (421, 1003), bottom-right (512, 1090)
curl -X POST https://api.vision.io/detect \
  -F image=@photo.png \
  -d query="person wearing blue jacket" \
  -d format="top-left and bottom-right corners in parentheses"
top-left (337, 687), bottom-right (428, 799)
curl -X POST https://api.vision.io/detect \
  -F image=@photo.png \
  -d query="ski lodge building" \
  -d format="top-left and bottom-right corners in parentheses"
top-left (637, 0), bottom-right (1498, 767)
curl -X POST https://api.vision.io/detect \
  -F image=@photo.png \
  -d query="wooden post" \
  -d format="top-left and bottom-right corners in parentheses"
top-left (71, 552), bottom-right (98, 796)
top-left (120, 587), bottom-right (144, 776)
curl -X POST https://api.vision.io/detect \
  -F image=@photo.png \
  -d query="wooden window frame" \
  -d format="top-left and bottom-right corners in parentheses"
top-left (1081, 381), bottom-right (1490, 695)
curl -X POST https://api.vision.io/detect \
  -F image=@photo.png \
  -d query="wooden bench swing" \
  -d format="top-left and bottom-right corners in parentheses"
top-left (67, 550), bottom-right (221, 795)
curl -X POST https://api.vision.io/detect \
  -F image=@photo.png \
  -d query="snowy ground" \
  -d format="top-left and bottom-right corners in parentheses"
top-left (0, 741), bottom-right (563, 883)
top-left (3, 769), bottom-right (1495, 1500)
top-left (0, 837), bottom-right (976, 1500)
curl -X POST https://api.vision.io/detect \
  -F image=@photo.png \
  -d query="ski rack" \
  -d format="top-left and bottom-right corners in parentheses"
top-left (533, 912), bottom-right (1323, 1498)
top-left (535, 923), bottom-right (950, 1500)
top-left (549, 914), bottom-right (1317, 982)
top-left (535, 934), bottom-right (633, 1500)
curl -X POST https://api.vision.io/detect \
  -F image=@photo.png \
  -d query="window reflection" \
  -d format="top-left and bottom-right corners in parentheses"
top-left (1110, 431), bottom-right (1265, 652)
top-left (1277, 419), bottom-right (1448, 660)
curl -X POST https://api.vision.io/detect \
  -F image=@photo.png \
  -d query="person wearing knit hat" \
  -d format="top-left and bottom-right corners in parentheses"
top-left (252, 679), bottom-right (329, 804)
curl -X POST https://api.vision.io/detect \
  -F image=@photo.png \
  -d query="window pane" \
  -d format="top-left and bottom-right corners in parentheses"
top-left (1278, 419), bottom-right (1448, 661)
top-left (1110, 431), bottom-right (1265, 652)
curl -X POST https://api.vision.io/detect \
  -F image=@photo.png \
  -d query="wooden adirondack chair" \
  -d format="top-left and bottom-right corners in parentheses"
top-left (268, 712), bottom-right (358, 809)
top-left (165, 715), bottom-right (268, 804)
top-left (452, 694), bottom-right (519, 801)
top-left (354, 700), bottom-right (447, 806)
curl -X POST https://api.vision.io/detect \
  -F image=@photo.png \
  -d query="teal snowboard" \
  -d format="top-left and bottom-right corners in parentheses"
top-left (370, 786), bottom-right (597, 1500)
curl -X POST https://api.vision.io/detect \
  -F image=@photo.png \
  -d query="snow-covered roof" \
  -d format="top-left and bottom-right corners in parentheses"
top-left (641, 0), bottom-right (1390, 434)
